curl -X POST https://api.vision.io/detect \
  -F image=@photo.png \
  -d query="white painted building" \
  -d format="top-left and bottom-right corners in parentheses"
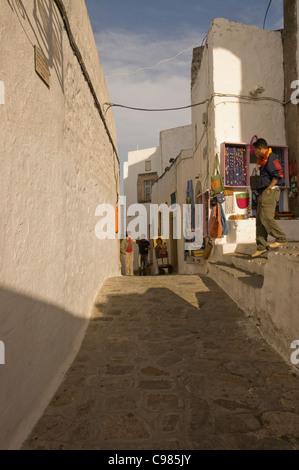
top-left (159, 125), bottom-right (193, 175)
top-left (123, 125), bottom-right (192, 210)
top-left (191, 17), bottom-right (299, 251)
top-left (152, 17), bottom-right (299, 274)
top-left (0, 0), bottom-right (119, 449)
top-left (192, 17), bottom-right (285, 188)
top-left (151, 149), bottom-right (205, 274)
top-left (151, 14), bottom-right (299, 365)
top-left (124, 147), bottom-right (161, 210)
top-left (123, 125), bottom-right (192, 272)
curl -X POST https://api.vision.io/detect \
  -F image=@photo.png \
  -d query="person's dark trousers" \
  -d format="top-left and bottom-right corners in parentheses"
top-left (139, 254), bottom-right (148, 275)
top-left (256, 188), bottom-right (287, 250)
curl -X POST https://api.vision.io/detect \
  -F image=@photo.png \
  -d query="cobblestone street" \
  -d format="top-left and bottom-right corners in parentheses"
top-left (23, 275), bottom-right (299, 450)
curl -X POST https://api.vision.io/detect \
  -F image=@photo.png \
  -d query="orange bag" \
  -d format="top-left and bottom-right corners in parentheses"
top-left (209, 202), bottom-right (223, 238)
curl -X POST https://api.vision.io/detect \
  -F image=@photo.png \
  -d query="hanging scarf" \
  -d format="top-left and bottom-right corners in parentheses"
top-left (257, 147), bottom-right (272, 167)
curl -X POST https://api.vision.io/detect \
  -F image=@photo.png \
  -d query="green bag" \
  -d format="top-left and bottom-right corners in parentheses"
top-left (211, 154), bottom-right (225, 196)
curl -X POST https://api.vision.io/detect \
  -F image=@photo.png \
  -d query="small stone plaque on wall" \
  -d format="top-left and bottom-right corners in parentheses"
top-left (34, 46), bottom-right (50, 87)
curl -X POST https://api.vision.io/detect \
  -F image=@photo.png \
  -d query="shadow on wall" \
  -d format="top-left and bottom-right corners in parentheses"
top-left (7, 0), bottom-right (64, 91)
top-left (0, 286), bottom-right (87, 450)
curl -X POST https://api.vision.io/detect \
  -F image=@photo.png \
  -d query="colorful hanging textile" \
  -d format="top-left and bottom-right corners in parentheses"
top-left (224, 145), bottom-right (247, 186)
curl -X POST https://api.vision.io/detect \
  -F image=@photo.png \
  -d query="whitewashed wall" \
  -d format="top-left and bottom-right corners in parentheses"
top-left (0, 0), bottom-right (119, 449)
top-left (191, 44), bottom-right (214, 192)
top-left (123, 126), bottom-right (192, 211)
top-left (211, 19), bottom-right (285, 152)
top-left (160, 125), bottom-right (192, 174)
top-left (123, 126), bottom-right (192, 270)
top-left (192, 18), bottom-right (286, 195)
top-left (124, 147), bottom-right (160, 208)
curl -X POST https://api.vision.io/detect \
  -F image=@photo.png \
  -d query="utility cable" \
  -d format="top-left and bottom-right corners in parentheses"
top-left (53, 0), bottom-right (119, 166)
top-left (105, 92), bottom-right (290, 113)
top-left (104, 99), bottom-right (209, 113)
top-left (263, 0), bottom-right (273, 29)
top-left (53, 0), bottom-right (119, 203)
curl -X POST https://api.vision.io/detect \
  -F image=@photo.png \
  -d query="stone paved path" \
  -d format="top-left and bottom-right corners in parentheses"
top-left (23, 275), bottom-right (299, 450)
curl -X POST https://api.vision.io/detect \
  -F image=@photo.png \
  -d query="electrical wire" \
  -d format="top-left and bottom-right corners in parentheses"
top-left (104, 99), bottom-right (209, 113)
top-left (104, 92), bottom-right (290, 113)
top-left (53, 0), bottom-right (120, 203)
top-left (263, 0), bottom-right (273, 29)
top-left (53, 0), bottom-right (119, 165)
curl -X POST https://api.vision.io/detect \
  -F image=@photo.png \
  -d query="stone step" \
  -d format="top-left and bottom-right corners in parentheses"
top-left (235, 242), bottom-right (299, 256)
top-left (208, 261), bottom-right (264, 289)
top-left (208, 261), bottom-right (263, 317)
top-left (235, 243), bottom-right (257, 256)
top-left (221, 252), bottom-right (267, 276)
top-left (275, 242), bottom-right (299, 253)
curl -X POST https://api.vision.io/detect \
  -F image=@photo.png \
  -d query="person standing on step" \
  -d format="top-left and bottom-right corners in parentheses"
top-left (120, 232), bottom-right (136, 276)
top-left (251, 138), bottom-right (287, 258)
top-left (136, 235), bottom-right (151, 276)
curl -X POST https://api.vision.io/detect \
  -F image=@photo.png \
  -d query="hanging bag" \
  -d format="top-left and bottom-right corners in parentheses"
top-left (290, 175), bottom-right (299, 198)
top-left (209, 202), bottom-right (223, 238)
top-left (219, 203), bottom-right (229, 236)
top-left (250, 135), bottom-right (258, 163)
top-left (289, 153), bottom-right (298, 178)
top-left (250, 167), bottom-right (260, 190)
top-left (251, 191), bottom-right (259, 211)
top-left (211, 153), bottom-right (225, 196)
top-left (236, 192), bottom-right (250, 209)
top-left (202, 237), bottom-right (213, 260)
top-left (250, 135), bottom-right (258, 155)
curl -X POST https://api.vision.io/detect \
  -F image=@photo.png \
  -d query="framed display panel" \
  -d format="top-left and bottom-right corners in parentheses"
top-left (220, 143), bottom-right (250, 187)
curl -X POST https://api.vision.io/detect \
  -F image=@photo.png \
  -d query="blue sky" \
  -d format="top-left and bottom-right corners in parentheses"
top-left (85, 0), bottom-right (284, 186)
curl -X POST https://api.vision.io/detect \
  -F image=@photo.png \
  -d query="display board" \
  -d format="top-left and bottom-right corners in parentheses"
top-left (220, 143), bottom-right (250, 187)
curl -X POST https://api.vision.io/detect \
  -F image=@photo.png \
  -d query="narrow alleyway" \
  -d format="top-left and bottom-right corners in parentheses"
top-left (23, 275), bottom-right (299, 450)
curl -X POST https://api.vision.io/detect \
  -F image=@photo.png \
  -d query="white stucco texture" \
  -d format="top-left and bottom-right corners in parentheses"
top-left (0, 0), bottom-right (119, 449)
top-left (210, 18), bottom-right (286, 151)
